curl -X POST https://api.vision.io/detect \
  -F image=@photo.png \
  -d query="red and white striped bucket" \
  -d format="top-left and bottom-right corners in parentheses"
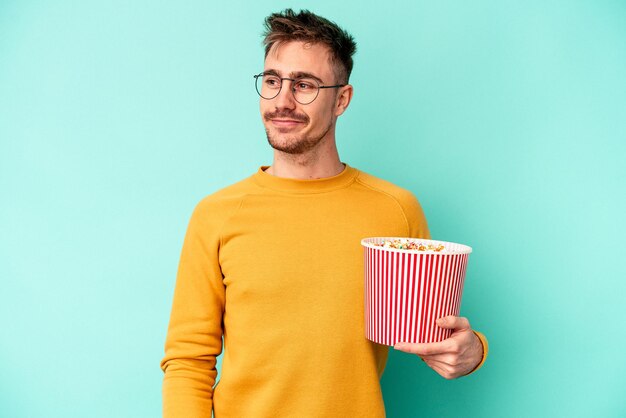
top-left (362, 238), bottom-right (472, 345)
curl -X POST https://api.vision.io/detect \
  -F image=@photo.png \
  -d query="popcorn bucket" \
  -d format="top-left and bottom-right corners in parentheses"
top-left (361, 238), bottom-right (472, 345)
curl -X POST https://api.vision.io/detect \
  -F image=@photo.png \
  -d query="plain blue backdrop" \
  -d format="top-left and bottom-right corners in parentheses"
top-left (1, 1), bottom-right (625, 417)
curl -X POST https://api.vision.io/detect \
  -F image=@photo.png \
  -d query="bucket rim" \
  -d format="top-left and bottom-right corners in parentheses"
top-left (361, 237), bottom-right (472, 255)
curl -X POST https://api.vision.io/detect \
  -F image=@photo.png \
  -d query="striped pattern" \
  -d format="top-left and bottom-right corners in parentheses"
top-left (363, 238), bottom-right (471, 345)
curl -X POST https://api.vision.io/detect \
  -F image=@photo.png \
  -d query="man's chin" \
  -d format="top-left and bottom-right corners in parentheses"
top-left (268, 141), bottom-right (308, 155)
top-left (266, 134), bottom-right (316, 155)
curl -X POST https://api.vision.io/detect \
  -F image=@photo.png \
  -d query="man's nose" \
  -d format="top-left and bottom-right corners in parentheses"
top-left (273, 80), bottom-right (296, 109)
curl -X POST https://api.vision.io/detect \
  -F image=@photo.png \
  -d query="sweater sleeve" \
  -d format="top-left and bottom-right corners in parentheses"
top-left (396, 189), bottom-right (431, 240)
top-left (161, 201), bottom-right (226, 417)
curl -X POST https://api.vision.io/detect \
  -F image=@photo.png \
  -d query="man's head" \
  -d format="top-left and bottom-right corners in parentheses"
top-left (259, 10), bottom-right (356, 156)
top-left (262, 9), bottom-right (356, 85)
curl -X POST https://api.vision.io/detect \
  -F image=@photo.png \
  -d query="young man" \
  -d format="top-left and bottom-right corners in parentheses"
top-left (161, 9), bottom-right (488, 417)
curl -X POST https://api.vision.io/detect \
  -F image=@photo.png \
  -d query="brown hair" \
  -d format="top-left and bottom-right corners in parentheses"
top-left (262, 9), bottom-right (357, 84)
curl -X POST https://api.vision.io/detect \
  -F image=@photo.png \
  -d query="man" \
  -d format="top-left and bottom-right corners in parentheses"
top-left (161, 9), bottom-right (488, 417)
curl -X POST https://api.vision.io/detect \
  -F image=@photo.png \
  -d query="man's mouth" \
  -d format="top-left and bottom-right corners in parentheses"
top-left (270, 118), bottom-right (305, 128)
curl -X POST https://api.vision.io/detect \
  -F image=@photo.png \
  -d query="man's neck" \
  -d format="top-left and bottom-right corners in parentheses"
top-left (267, 145), bottom-right (344, 180)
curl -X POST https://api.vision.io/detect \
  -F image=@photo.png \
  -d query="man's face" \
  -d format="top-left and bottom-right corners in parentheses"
top-left (260, 41), bottom-right (343, 155)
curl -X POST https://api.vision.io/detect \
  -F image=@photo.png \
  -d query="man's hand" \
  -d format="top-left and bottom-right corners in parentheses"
top-left (394, 316), bottom-right (483, 379)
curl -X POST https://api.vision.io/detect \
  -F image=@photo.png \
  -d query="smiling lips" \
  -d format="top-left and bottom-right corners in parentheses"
top-left (271, 118), bottom-right (305, 128)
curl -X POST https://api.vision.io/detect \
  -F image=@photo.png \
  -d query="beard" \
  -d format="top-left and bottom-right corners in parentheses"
top-left (264, 110), bottom-right (332, 155)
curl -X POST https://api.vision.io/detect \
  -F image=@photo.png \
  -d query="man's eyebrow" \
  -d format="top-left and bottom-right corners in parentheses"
top-left (262, 69), bottom-right (280, 77)
top-left (290, 71), bottom-right (323, 84)
top-left (261, 69), bottom-right (324, 84)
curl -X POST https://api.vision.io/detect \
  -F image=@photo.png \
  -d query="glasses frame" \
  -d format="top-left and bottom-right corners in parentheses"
top-left (253, 73), bottom-right (346, 105)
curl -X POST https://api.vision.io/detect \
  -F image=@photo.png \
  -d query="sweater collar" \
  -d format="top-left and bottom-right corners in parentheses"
top-left (252, 164), bottom-right (358, 193)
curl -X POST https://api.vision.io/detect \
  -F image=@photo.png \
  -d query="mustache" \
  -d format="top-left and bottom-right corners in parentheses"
top-left (264, 110), bottom-right (309, 123)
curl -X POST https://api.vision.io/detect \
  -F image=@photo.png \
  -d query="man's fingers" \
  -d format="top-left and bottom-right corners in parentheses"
top-left (395, 317), bottom-right (481, 379)
top-left (394, 339), bottom-right (457, 356)
top-left (424, 359), bottom-right (461, 380)
top-left (394, 341), bottom-right (439, 355)
top-left (394, 318), bottom-right (472, 355)
top-left (424, 360), bottom-right (448, 378)
top-left (436, 315), bottom-right (470, 330)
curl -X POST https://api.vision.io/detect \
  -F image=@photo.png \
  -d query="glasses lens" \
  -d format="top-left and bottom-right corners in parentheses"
top-left (292, 78), bottom-right (320, 105)
top-left (254, 74), bottom-right (321, 104)
top-left (256, 74), bottom-right (281, 100)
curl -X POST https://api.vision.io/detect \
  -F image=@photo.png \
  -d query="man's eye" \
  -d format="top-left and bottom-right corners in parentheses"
top-left (295, 80), bottom-right (316, 91)
top-left (264, 77), bottom-right (281, 88)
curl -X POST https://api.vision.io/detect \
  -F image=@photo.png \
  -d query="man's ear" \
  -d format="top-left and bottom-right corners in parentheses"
top-left (334, 84), bottom-right (354, 117)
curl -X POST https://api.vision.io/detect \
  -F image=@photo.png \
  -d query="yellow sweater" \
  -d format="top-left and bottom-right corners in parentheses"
top-left (161, 165), bottom-right (487, 417)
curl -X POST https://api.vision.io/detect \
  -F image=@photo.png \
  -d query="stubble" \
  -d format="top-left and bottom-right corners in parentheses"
top-left (264, 110), bottom-right (333, 155)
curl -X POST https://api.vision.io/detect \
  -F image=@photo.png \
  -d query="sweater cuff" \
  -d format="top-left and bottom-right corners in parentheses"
top-left (466, 330), bottom-right (488, 376)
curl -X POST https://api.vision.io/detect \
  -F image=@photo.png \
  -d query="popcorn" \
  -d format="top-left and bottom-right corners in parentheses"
top-left (376, 239), bottom-right (445, 252)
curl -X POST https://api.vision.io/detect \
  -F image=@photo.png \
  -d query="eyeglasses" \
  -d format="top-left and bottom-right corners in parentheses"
top-left (254, 73), bottom-right (345, 105)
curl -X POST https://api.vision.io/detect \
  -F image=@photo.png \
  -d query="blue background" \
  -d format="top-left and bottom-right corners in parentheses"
top-left (1, 1), bottom-right (625, 417)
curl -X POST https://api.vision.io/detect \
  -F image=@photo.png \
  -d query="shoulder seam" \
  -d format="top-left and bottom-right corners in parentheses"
top-left (354, 177), bottom-right (411, 236)
top-left (217, 194), bottom-right (247, 250)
